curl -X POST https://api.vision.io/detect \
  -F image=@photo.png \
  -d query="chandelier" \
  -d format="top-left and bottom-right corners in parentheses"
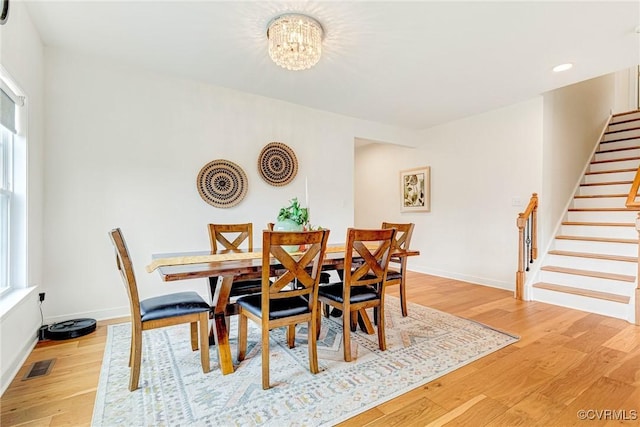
top-left (267, 14), bottom-right (323, 71)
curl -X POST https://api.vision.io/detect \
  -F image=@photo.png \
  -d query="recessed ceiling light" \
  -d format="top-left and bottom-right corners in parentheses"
top-left (553, 63), bottom-right (573, 73)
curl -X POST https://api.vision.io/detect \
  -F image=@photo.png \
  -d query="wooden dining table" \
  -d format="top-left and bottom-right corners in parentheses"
top-left (146, 244), bottom-right (419, 375)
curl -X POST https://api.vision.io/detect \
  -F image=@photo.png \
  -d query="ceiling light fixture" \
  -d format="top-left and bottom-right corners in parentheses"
top-left (267, 14), bottom-right (323, 71)
top-left (553, 63), bottom-right (573, 72)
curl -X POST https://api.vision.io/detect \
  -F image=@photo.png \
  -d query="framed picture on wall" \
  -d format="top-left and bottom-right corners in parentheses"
top-left (400, 166), bottom-right (430, 212)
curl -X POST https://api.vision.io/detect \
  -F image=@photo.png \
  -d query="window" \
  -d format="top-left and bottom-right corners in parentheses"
top-left (0, 126), bottom-right (12, 293)
top-left (0, 72), bottom-right (25, 297)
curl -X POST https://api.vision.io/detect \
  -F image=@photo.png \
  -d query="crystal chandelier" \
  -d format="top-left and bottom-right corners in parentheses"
top-left (267, 14), bottom-right (323, 71)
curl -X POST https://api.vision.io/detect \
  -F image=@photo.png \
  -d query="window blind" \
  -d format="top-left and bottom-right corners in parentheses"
top-left (0, 79), bottom-right (24, 134)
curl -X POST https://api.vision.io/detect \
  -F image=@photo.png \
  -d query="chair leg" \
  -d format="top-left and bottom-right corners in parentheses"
top-left (287, 324), bottom-right (296, 348)
top-left (237, 313), bottom-right (247, 361)
top-left (308, 319), bottom-right (319, 374)
top-left (261, 324), bottom-right (270, 390)
top-left (376, 303), bottom-right (386, 351)
top-left (190, 322), bottom-right (199, 351)
top-left (129, 327), bottom-right (142, 391)
top-left (350, 311), bottom-right (358, 332)
top-left (198, 312), bottom-right (211, 373)
top-left (316, 301), bottom-right (322, 339)
top-left (343, 310), bottom-right (352, 362)
top-left (400, 278), bottom-right (408, 317)
top-left (323, 302), bottom-right (330, 318)
top-left (128, 324), bottom-right (135, 367)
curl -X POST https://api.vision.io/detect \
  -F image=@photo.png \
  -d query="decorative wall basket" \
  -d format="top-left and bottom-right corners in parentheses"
top-left (197, 159), bottom-right (248, 208)
top-left (258, 142), bottom-right (298, 186)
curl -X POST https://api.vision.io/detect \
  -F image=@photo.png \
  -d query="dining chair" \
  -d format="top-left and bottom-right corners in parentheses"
top-left (268, 221), bottom-right (331, 286)
top-left (316, 228), bottom-right (396, 362)
top-left (207, 223), bottom-right (263, 316)
top-left (236, 229), bottom-right (330, 389)
top-left (109, 228), bottom-right (210, 391)
top-left (381, 222), bottom-right (415, 317)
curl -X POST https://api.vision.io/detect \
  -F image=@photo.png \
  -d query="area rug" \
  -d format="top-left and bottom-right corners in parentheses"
top-left (92, 296), bottom-right (518, 426)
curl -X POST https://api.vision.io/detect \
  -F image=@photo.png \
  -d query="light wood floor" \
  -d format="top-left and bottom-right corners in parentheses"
top-left (2, 272), bottom-right (639, 426)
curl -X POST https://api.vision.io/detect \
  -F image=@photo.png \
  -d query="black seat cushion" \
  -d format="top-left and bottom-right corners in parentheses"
top-left (386, 269), bottom-right (402, 281)
top-left (230, 278), bottom-right (263, 296)
top-left (317, 282), bottom-right (379, 304)
top-left (236, 294), bottom-right (310, 320)
top-left (140, 291), bottom-right (210, 322)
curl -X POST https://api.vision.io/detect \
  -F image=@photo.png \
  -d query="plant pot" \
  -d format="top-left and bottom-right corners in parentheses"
top-left (274, 219), bottom-right (304, 252)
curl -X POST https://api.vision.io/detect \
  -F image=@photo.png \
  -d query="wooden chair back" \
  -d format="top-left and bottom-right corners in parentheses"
top-left (109, 228), bottom-right (142, 324)
top-left (262, 229), bottom-right (330, 308)
top-left (208, 223), bottom-right (253, 253)
top-left (343, 228), bottom-right (396, 293)
top-left (382, 222), bottom-right (415, 253)
top-left (381, 222), bottom-right (414, 316)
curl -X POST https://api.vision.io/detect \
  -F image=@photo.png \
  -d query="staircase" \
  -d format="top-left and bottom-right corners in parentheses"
top-left (531, 110), bottom-right (640, 323)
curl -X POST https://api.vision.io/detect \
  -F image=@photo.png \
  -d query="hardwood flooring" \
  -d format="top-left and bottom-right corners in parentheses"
top-left (1, 272), bottom-right (639, 426)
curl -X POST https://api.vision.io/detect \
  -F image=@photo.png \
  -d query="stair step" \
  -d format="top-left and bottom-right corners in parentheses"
top-left (595, 147), bottom-right (640, 163)
top-left (608, 120), bottom-right (640, 132)
top-left (583, 170), bottom-right (636, 184)
top-left (611, 110), bottom-right (640, 121)
top-left (602, 130), bottom-right (640, 143)
top-left (589, 159), bottom-right (640, 173)
top-left (561, 221), bottom-right (634, 227)
top-left (591, 156), bottom-right (640, 165)
top-left (599, 139), bottom-right (640, 153)
top-left (580, 180), bottom-right (632, 187)
top-left (597, 145), bottom-right (640, 155)
top-left (573, 194), bottom-right (628, 199)
top-left (555, 235), bottom-right (638, 244)
top-left (568, 207), bottom-right (640, 212)
top-left (540, 266), bottom-right (635, 282)
top-left (585, 167), bottom-right (637, 175)
top-left (571, 195), bottom-right (628, 209)
top-left (532, 282), bottom-right (631, 304)
top-left (547, 250), bottom-right (637, 263)
top-left (604, 125), bottom-right (640, 135)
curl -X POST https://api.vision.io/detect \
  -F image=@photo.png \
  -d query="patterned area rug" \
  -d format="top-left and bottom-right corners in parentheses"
top-left (92, 297), bottom-right (518, 426)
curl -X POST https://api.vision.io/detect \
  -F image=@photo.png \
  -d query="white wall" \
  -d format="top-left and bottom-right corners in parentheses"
top-left (356, 98), bottom-right (544, 289)
top-left (0, 1), bottom-right (45, 394)
top-left (41, 48), bottom-right (419, 323)
top-left (613, 66), bottom-right (638, 114)
top-left (540, 74), bottom-right (616, 254)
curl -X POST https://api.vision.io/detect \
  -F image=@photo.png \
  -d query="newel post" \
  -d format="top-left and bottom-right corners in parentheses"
top-left (515, 214), bottom-right (526, 300)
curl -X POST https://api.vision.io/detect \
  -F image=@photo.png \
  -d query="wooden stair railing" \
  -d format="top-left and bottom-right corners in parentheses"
top-left (515, 193), bottom-right (538, 300)
top-left (626, 166), bottom-right (640, 208)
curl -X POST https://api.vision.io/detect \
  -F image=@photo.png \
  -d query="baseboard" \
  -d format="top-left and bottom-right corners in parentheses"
top-left (408, 266), bottom-right (514, 292)
top-left (1, 336), bottom-right (36, 396)
top-left (44, 305), bottom-right (129, 325)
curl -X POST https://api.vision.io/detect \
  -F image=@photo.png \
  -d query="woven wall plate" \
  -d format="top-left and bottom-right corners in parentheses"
top-left (197, 159), bottom-right (248, 208)
top-left (258, 142), bottom-right (298, 186)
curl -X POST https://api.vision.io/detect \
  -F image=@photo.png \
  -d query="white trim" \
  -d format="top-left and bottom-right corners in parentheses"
top-left (408, 266), bottom-right (514, 291)
top-left (44, 305), bottom-right (130, 325)
top-left (0, 68), bottom-right (25, 107)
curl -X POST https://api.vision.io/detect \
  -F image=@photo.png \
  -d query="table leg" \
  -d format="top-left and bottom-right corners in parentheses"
top-left (357, 309), bottom-right (375, 334)
top-left (212, 275), bottom-right (234, 375)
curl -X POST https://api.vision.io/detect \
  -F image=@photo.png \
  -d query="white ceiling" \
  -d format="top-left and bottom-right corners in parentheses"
top-left (23, 1), bottom-right (640, 130)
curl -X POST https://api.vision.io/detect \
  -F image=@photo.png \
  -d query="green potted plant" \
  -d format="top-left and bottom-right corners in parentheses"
top-left (274, 198), bottom-right (309, 252)
top-left (275, 197), bottom-right (309, 231)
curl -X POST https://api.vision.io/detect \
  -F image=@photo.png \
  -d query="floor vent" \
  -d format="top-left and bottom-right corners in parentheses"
top-left (22, 359), bottom-right (55, 380)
